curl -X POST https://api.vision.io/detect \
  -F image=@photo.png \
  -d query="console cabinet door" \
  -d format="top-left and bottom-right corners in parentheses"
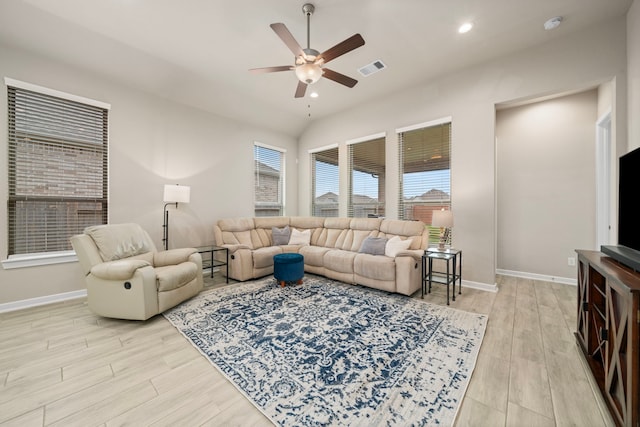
top-left (604, 279), bottom-right (639, 427)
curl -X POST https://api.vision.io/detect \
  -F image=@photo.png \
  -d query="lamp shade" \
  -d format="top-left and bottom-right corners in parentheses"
top-left (432, 209), bottom-right (453, 228)
top-left (163, 184), bottom-right (190, 203)
top-left (295, 63), bottom-right (323, 85)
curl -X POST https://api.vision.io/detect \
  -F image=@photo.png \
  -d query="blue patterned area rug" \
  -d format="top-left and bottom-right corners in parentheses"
top-left (164, 276), bottom-right (487, 426)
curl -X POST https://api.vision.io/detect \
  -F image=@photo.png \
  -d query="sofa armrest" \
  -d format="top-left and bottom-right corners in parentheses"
top-left (394, 249), bottom-right (423, 262)
top-left (221, 244), bottom-right (251, 254)
top-left (154, 248), bottom-right (198, 267)
top-left (90, 259), bottom-right (152, 280)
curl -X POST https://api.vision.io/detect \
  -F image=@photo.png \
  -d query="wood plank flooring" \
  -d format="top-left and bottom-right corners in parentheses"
top-left (0, 273), bottom-right (615, 426)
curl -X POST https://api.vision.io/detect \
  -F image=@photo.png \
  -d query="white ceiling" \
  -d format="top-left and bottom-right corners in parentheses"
top-left (0, 0), bottom-right (633, 137)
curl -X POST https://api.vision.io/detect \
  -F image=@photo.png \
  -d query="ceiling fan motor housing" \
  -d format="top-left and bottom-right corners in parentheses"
top-left (302, 3), bottom-right (315, 16)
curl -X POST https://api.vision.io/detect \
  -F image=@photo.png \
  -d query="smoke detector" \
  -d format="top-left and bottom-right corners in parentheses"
top-left (544, 16), bottom-right (563, 31)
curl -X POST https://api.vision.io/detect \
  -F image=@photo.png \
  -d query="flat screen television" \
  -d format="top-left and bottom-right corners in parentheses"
top-left (601, 146), bottom-right (640, 272)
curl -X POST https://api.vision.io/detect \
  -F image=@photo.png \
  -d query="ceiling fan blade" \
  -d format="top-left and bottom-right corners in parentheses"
top-left (318, 34), bottom-right (365, 64)
top-left (249, 65), bottom-right (293, 74)
top-left (322, 68), bottom-right (358, 88)
top-left (294, 80), bottom-right (308, 98)
top-left (270, 23), bottom-right (304, 57)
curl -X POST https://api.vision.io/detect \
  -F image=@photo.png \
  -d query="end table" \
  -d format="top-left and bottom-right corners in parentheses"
top-left (195, 245), bottom-right (229, 283)
top-left (422, 247), bottom-right (462, 305)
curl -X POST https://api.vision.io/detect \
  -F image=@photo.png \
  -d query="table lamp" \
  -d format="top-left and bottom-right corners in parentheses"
top-left (432, 209), bottom-right (453, 249)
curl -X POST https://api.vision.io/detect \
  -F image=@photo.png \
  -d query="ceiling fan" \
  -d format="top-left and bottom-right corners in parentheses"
top-left (249, 3), bottom-right (365, 98)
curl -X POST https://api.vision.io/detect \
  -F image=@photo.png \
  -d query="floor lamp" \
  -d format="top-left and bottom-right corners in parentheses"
top-left (162, 184), bottom-right (191, 250)
top-left (432, 209), bottom-right (453, 249)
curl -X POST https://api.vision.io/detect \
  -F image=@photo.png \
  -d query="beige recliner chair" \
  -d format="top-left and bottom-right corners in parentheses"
top-left (71, 223), bottom-right (203, 320)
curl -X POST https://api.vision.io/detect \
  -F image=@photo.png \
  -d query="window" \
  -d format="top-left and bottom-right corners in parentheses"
top-left (397, 119), bottom-right (451, 242)
top-left (311, 145), bottom-right (339, 217)
top-left (7, 80), bottom-right (109, 256)
top-left (347, 134), bottom-right (385, 218)
top-left (254, 143), bottom-right (285, 216)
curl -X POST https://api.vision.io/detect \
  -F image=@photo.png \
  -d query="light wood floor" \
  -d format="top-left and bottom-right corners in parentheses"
top-left (0, 273), bottom-right (615, 426)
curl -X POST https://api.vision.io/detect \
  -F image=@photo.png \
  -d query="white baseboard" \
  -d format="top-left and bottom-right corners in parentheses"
top-left (0, 289), bottom-right (87, 314)
top-left (496, 269), bottom-right (577, 286)
top-left (461, 280), bottom-right (498, 293)
top-left (3, 269), bottom-right (555, 314)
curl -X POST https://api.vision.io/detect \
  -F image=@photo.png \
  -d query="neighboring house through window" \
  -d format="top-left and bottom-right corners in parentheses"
top-left (254, 142), bottom-right (285, 216)
top-left (6, 78), bottom-right (109, 257)
top-left (311, 145), bottom-right (339, 217)
top-left (397, 118), bottom-right (452, 243)
top-left (347, 133), bottom-right (386, 218)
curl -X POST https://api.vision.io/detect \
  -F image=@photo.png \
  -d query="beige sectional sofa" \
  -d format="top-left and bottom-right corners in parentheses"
top-left (213, 216), bottom-right (429, 296)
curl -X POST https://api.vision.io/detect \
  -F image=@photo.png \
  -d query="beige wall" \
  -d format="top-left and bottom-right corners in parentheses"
top-left (496, 90), bottom-right (598, 279)
top-left (0, 43), bottom-right (298, 306)
top-left (0, 11), bottom-right (634, 307)
top-left (629, 0), bottom-right (640, 150)
top-left (298, 17), bottom-right (628, 287)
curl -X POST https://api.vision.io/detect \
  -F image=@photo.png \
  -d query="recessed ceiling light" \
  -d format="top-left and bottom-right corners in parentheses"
top-left (310, 92), bottom-right (319, 98)
top-left (458, 22), bottom-right (473, 34)
top-left (544, 16), bottom-right (563, 30)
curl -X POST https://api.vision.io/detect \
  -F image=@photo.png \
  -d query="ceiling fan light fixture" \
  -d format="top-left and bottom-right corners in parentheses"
top-left (544, 16), bottom-right (563, 30)
top-left (458, 22), bottom-right (473, 34)
top-left (295, 63), bottom-right (323, 84)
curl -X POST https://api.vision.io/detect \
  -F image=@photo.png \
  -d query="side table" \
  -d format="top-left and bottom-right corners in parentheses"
top-left (195, 245), bottom-right (229, 283)
top-left (422, 247), bottom-right (462, 305)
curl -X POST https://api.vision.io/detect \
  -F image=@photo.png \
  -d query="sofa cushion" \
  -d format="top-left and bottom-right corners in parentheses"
top-left (355, 253), bottom-right (396, 281)
top-left (359, 237), bottom-right (388, 255)
top-left (85, 223), bottom-right (154, 261)
top-left (299, 245), bottom-right (331, 267)
top-left (289, 228), bottom-right (311, 246)
top-left (324, 249), bottom-right (357, 274)
top-left (380, 219), bottom-right (426, 250)
top-left (155, 262), bottom-right (198, 292)
top-left (385, 236), bottom-right (413, 257)
top-left (272, 226), bottom-right (291, 245)
top-left (253, 246), bottom-right (283, 269)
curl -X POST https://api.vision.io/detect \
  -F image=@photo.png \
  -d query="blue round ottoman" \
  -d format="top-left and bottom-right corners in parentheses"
top-left (273, 253), bottom-right (304, 287)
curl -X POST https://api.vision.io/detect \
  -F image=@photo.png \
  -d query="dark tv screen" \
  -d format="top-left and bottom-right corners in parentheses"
top-left (618, 146), bottom-right (640, 251)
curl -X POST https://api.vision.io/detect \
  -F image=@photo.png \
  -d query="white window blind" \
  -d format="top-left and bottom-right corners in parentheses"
top-left (7, 84), bottom-right (109, 256)
top-left (311, 146), bottom-right (339, 217)
top-left (398, 121), bottom-right (451, 242)
top-left (347, 135), bottom-right (385, 218)
top-left (254, 143), bottom-right (285, 217)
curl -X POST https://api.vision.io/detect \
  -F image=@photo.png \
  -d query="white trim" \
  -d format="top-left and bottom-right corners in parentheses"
top-left (4, 77), bottom-right (111, 110)
top-left (0, 289), bottom-right (87, 314)
top-left (309, 143), bottom-right (339, 154)
top-left (345, 132), bottom-right (386, 145)
top-left (254, 140), bottom-right (286, 153)
top-left (396, 116), bottom-right (453, 133)
top-left (595, 110), bottom-right (612, 249)
top-left (461, 280), bottom-right (498, 293)
top-left (496, 268), bottom-right (577, 286)
top-left (1, 251), bottom-right (78, 270)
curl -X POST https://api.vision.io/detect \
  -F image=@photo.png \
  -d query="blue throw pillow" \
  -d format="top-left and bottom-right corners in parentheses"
top-left (359, 237), bottom-right (388, 255)
top-left (272, 226), bottom-right (291, 245)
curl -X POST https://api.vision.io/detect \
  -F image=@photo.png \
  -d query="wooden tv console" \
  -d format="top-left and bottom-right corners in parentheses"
top-left (575, 250), bottom-right (640, 427)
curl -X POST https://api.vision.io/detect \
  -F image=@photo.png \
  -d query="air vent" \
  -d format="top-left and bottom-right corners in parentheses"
top-left (358, 60), bottom-right (386, 77)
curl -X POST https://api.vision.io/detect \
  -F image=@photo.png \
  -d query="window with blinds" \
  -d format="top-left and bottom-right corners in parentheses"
top-left (347, 135), bottom-right (385, 218)
top-left (7, 84), bottom-right (109, 256)
top-left (254, 143), bottom-right (285, 217)
top-left (398, 121), bottom-right (451, 242)
top-left (311, 146), bottom-right (339, 217)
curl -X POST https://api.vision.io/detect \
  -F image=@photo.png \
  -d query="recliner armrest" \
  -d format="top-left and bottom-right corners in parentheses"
top-left (221, 244), bottom-right (251, 254)
top-left (90, 259), bottom-right (152, 280)
top-left (394, 249), bottom-right (423, 261)
top-left (154, 248), bottom-right (198, 267)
